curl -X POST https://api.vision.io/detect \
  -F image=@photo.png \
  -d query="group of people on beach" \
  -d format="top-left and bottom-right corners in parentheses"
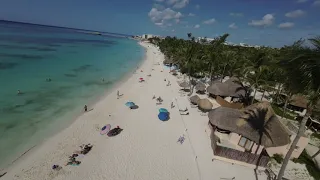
top-left (65, 143), bottom-right (93, 166)
top-left (52, 143), bottom-right (93, 170)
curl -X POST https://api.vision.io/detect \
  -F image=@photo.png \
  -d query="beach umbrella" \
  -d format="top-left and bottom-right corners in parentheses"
top-left (159, 108), bottom-right (168, 113)
top-left (179, 81), bottom-right (190, 88)
top-left (158, 112), bottom-right (169, 121)
top-left (195, 82), bottom-right (206, 92)
top-left (139, 77), bottom-right (144, 80)
top-left (125, 102), bottom-right (135, 107)
top-left (198, 99), bottom-right (213, 111)
top-left (189, 95), bottom-right (200, 105)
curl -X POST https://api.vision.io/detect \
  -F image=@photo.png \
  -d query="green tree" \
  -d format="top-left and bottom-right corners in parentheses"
top-left (277, 37), bottom-right (320, 180)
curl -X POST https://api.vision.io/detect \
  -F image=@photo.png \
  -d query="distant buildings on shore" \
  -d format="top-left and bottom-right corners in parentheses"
top-left (132, 34), bottom-right (164, 41)
top-left (196, 36), bottom-right (260, 48)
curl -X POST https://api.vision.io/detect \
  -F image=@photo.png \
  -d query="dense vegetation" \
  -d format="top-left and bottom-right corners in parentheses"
top-left (272, 154), bottom-right (284, 164)
top-left (149, 34), bottom-right (320, 116)
top-left (149, 33), bottom-right (320, 180)
top-left (293, 150), bottom-right (320, 180)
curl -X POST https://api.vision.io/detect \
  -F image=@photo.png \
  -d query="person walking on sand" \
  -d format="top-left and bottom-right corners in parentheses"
top-left (84, 105), bottom-right (88, 112)
top-left (117, 90), bottom-right (120, 99)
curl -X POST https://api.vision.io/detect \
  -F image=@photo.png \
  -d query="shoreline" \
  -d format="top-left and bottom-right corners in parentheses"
top-left (2, 41), bottom-right (268, 180)
top-left (0, 41), bottom-right (146, 174)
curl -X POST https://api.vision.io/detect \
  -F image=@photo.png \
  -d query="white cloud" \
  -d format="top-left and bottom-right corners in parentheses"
top-left (278, 22), bottom-right (294, 28)
top-left (285, 10), bottom-right (305, 18)
top-left (148, 7), bottom-right (182, 27)
top-left (297, 0), bottom-right (308, 3)
top-left (194, 24), bottom-right (200, 28)
top-left (229, 23), bottom-right (238, 29)
top-left (172, 29), bottom-right (175, 32)
top-left (203, 18), bottom-right (216, 24)
top-left (175, 19), bottom-right (180, 23)
top-left (313, 0), bottom-right (320, 6)
top-left (188, 13), bottom-right (195, 16)
top-left (229, 13), bottom-right (243, 17)
top-left (195, 4), bottom-right (200, 9)
top-left (155, 0), bottom-right (164, 2)
top-left (149, 7), bottom-right (182, 22)
top-left (155, 21), bottom-right (164, 26)
top-left (167, 0), bottom-right (189, 9)
top-left (248, 14), bottom-right (274, 27)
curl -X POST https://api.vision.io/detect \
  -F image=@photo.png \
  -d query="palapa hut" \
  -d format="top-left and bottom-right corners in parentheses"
top-left (207, 102), bottom-right (308, 167)
top-left (206, 77), bottom-right (245, 101)
top-left (195, 81), bottom-right (206, 94)
top-left (189, 95), bottom-right (200, 105)
top-left (198, 98), bottom-right (213, 112)
top-left (215, 96), bottom-right (243, 109)
top-left (288, 95), bottom-right (308, 116)
top-left (178, 81), bottom-right (190, 89)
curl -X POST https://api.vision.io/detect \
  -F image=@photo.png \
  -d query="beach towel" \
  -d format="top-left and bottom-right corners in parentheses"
top-left (159, 108), bottom-right (168, 113)
top-left (107, 127), bottom-right (123, 137)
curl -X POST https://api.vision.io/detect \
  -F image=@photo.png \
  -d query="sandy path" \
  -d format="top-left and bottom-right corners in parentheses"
top-left (2, 42), bottom-right (268, 180)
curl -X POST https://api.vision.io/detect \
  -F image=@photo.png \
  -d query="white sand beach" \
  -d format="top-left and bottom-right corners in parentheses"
top-left (1, 42), bottom-right (268, 180)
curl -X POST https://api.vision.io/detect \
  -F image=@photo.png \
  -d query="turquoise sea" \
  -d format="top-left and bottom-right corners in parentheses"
top-left (0, 21), bottom-right (144, 169)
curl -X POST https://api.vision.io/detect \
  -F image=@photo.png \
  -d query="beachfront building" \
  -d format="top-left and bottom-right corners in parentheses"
top-left (266, 120), bottom-right (309, 159)
top-left (207, 102), bottom-right (308, 168)
top-left (287, 95), bottom-right (308, 116)
top-left (206, 77), bottom-right (246, 103)
top-left (196, 37), bottom-right (215, 43)
top-left (141, 34), bottom-right (161, 40)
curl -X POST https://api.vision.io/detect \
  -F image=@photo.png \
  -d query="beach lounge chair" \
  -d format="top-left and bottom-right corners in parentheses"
top-left (180, 111), bottom-right (189, 115)
top-left (179, 107), bottom-right (188, 112)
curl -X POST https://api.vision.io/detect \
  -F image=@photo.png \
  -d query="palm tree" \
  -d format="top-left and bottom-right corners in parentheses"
top-left (207, 34), bottom-right (229, 84)
top-left (242, 66), bottom-right (270, 104)
top-left (277, 37), bottom-right (320, 180)
top-left (312, 149), bottom-right (320, 158)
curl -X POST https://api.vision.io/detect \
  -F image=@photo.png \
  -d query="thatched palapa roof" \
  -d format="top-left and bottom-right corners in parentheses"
top-left (206, 77), bottom-right (245, 98)
top-left (289, 95), bottom-right (308, 109)
top-left (198, 99), bottom-right (213, 111)
top-left (208, 102), bottom-right (290, 147)
top-left (190, 95), bottom-right (200, 105)
top-left (179, 81), bottom-right (190, 88)
top-left (195, 82), bottom-right (206, 92)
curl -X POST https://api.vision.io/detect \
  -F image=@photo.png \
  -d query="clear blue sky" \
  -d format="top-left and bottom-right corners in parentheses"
top-left (1, 0), bottom-right (319, 47)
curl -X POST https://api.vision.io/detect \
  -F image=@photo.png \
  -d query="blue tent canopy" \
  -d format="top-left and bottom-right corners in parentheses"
top-left (158, 112), bottom-right (169, 121)
top-left (159, 108), bottom-right (168, 113)
top-left (125, 102), bottom-right (135, 107)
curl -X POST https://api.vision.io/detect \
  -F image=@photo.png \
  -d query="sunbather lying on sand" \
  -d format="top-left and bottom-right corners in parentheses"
top-left (52, 165), bottom-right (62, 171)
top-left (74, 144), bottom-right (93, 155)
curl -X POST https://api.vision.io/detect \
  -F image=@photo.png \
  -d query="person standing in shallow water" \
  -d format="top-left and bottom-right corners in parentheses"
top-left (84, 105), bottom-right (88, 112)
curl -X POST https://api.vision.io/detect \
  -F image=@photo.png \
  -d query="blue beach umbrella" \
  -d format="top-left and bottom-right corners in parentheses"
top-left (159, 108), bottom-right (168, 113)
top-left (158, 112), bottom-right (169, 121)
top-left (125, 102), bottom-right (135, 107)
